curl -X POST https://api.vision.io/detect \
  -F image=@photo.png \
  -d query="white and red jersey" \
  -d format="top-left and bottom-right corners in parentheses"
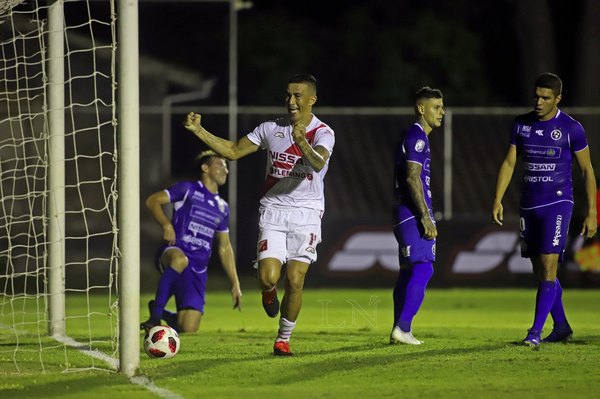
top-left (246, 114), bottom-right (335, 211)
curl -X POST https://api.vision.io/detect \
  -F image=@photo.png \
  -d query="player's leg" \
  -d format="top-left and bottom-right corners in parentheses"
top-left (141, 247), bottom-right (189, 331)
top-left (280, 259), bottom-right (310, 322)
top-left (173, 262), bottom-right (208, 333)
top-left (256, 207), bottom-right (287, 318)
top-left (524, 254), bottom-right (558, 346)
top-left (177, 309), bottom-right (203, 333)
top-left (391, 218), bottom-right (435, 345)
top-left (398, 261), bottom-right (434, 332)
top-left (522, 203), bottom-right (570, 346)
top-left (542, 277), bottom-right (573, 342)
top-left (392, 222), bottom-right (413, 331)
top-left (272, 259), bottom-right (309, 356)
top-left (542, 202), bottom-right (574, 343)
top-left (392, 265), bottom-right (413, 328)
top-left (258, 258), bottom-right (283, 317)
top-left (273, 208), bottom-right (320, 356)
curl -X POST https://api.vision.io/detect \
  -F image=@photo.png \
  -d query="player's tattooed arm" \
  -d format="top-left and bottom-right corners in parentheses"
top-left (292, 123), bottom-right (329, 171)
top-left (406, 161), bottom-right (437, 239)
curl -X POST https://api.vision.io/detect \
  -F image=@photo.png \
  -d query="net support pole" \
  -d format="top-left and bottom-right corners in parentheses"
top-left (228, 0), bottom-right (238, 252)
top-left (47, 0), bottom-right (66, 338)
top-left (118, 0), bottom-right (140, 376)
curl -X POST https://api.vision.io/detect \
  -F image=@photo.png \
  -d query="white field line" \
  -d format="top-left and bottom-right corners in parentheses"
top-left (55, 335), bottom-right (185, 399)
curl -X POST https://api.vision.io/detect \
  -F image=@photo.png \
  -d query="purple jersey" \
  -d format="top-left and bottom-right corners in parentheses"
top-left (166, 181), bottom-right (229, 268)
top-left (393, 123), bottom-right (433, 223)
top-left (511, 110), bottom-right (588, 208)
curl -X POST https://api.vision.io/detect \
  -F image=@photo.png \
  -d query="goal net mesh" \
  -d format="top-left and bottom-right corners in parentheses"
top-left (0, 0), bottom-right (119, 372)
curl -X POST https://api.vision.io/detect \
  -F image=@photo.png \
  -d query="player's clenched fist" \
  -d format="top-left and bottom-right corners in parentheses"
top-left (184, 112), bottom-right (202, 133)
top-left (291, 122), bottom-right (306, 144)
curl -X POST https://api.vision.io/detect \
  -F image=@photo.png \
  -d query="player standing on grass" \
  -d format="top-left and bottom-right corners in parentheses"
top-left (140, 150), bottom-right (242, 333)
top-left (183, 74), bottom-right (335, 356)
top-left (492, 73), bottom-right (597, 347)
top-left (391, 87), bottom-right (444, 345)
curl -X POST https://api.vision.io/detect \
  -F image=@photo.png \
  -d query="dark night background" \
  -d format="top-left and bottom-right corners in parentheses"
top-left (21, 0), bottom-right (594, 289)
top-left (137, 0), bottom-right (598, 108)
top-left (131, 0), bottom-right (600, 287)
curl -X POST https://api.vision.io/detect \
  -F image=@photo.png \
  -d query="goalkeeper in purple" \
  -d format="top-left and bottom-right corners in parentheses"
top-left (493, 73), bottom-right (597, 347)
top-left (141, 151), bottom-right (242, 333)
top-left (391, 87), bottom-right (444, 345)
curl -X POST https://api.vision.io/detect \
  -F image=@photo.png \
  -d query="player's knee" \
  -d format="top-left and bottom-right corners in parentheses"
top-left (258, 264), bottom-right (280, 288)
top-left (178, 319), bottom-right (200, 333)
top-left (169, 254), bottom-right (189, 273)
top-left (179, 324), bottom-right (199, 333)
top-left (286, 271), bottom-right (307, 292)
top-left (258, 272), bottom-right (278, 288)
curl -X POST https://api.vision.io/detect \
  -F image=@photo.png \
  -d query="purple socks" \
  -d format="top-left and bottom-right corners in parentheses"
top-left (393, 261), bottom-right (434, 332)
top-left (531, 280), bottom-right (557, 332)
top-left (549, 278), bottom-right (567, 326)
top-left (152, 267), bottom-right (180, 321)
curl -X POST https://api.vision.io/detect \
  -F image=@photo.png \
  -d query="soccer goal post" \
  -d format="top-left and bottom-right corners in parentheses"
top-left (0, 0), bottom-right (140, 376)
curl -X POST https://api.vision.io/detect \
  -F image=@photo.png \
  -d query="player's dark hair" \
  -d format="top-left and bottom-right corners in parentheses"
top-left (414, 86), bottom-right (443, 103)
top-left (288, 73), bottom-right (317, 94)
top-left (535, 73), bottom-right (562, 96)
top-left (195, 150), bottom-right (221, 174)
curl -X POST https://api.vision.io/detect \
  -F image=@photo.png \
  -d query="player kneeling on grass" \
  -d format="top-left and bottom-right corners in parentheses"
top-left (140, 150), bottom-right (242, 334)
top-left (391, 87), bottom-right (444, 345)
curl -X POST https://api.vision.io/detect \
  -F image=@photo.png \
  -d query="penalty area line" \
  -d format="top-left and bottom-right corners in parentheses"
top-left (55, 335), bottom-right (184, 399)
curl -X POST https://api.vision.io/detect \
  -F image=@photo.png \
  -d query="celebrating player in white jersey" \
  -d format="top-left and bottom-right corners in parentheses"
top-left (184, 74), bottom-right (335, 356)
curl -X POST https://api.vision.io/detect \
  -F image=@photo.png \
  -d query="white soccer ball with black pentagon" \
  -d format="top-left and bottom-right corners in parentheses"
top-left (144, 325), bottom-right (180, 359)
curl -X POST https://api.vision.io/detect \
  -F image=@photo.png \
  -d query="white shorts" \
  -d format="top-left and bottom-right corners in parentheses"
top-left (256, 206), bottom-right (322, 265)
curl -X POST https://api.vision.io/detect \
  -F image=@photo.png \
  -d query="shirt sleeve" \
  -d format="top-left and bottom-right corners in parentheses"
top-left (314, 126), bottom-right (335, 156)
top-left (403, 130), bottom-right (427, 166)
top-left (246, 122), bottom-right (268, 149)
top-left (509, 120), bottom-right (519, 146)
top-left (165, 181), bottom-right (192, 203)
top-left (217, 209), bottom-right (230, 233)
top-left (570, 120), bottom-right (588, 152)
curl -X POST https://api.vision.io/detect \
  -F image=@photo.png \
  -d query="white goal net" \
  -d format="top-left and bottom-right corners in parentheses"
top-left (0, 0), bottom-right (121, 373)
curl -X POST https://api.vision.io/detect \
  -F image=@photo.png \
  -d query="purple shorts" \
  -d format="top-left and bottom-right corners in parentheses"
top-left (519, 201), bottom-right (573, 261)
top-left (157, 245), bottom-right (208, 314)
top-left (393, 216), bottom-right (436, 266)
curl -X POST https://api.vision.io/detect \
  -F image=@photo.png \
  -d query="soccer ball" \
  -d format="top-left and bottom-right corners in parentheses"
top-left (144, 325), bottom-right (180, 359)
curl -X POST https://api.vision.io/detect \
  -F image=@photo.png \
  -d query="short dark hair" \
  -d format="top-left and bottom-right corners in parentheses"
top-left (195, 150), bottom-right (222, 173)
top-left (288, 73), bottom-right (317, 94)
top-left (414, 86), bottom-right (443, 103)
top-left (535, 73), bottom-right (562, 96)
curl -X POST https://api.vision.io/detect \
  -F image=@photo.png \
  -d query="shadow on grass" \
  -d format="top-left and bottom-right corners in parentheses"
top-left (0, 372), bottom-right (135, 399)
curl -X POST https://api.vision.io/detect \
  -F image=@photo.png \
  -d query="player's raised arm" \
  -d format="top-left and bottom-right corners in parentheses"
top-left (291, 122), bottom-right (329, 171)
top-left (184, 112), bottom-right (259, 161)
top-left (492, 144), bottom-right (517, 226)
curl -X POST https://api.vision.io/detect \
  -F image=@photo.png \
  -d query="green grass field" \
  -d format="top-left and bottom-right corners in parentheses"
top-left (2, 288), bottom-right (600, 398)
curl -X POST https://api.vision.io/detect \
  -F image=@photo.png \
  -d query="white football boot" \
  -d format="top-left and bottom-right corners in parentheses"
top-left (390, 326), bottom-right (423, 345)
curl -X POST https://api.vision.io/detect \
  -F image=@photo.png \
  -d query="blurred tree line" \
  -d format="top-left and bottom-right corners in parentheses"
top-left (234, 0), bottom-right (599, 107)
